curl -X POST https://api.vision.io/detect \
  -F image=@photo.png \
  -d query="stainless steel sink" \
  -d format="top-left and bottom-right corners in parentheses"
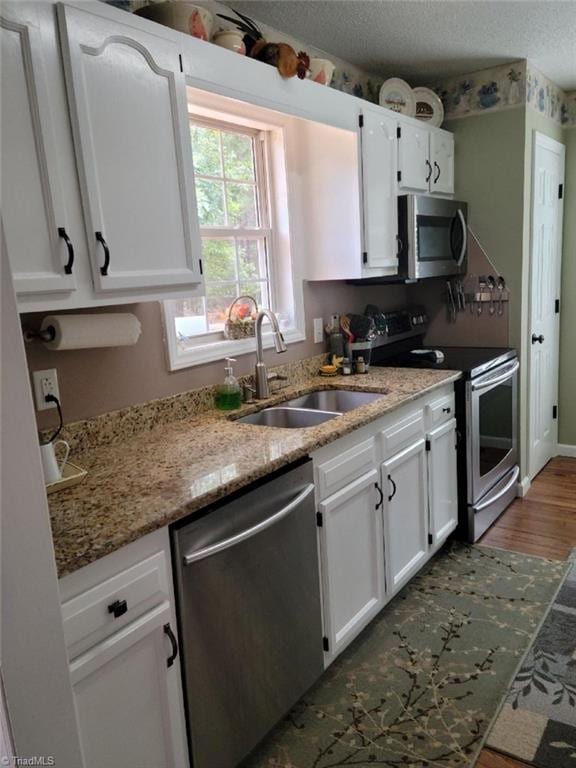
top-left (235, 407), bottom-right (338, 428)
top-left (281, 389), bottom-right (386, 413)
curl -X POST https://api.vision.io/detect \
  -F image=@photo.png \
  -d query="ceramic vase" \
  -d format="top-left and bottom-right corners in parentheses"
top-left (135, 2), bottom-right (214, 41)
top-left (308, 58), bottom-right (335, 86)
top-left (212, 30), bottom-right (246, 55)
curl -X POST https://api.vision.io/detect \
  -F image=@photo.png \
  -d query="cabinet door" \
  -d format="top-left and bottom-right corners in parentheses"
top-left (360, 108), bottom-right (398, 273)
top-left (428, 419), bottom-right (458, 545)
top-left (318, 469), bottom-right (385, 660)
top-left (430, 131), bottom-right (455, 195)
top-left (397, 123), bottom-right (430, 192)
top-left (58, 4), bottom-right (203, 293)
top-left (382, 439), bottom-right (428, 594)
top-left (1, 8), bottom-right (76, 295)
top-left (70, 602), bottom-right (188, 768)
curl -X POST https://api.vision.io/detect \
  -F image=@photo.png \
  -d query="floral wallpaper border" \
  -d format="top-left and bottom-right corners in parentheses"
top-left (429, 60), bottom-right (576, 128)
top-left (105, 0), bottom-right (575, 128)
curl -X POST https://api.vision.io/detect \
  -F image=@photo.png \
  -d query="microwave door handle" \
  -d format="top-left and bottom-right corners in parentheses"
top-left (471, 360), bottom-right (520, 392)
top-left (452, 209), bottom-right (467, 266)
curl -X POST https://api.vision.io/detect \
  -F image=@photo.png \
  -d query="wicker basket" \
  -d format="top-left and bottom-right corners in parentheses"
top-left (224, 295), bottom-right (258, 340)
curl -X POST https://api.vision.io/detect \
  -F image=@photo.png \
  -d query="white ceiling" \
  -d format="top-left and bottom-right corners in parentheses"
top-left (228, 1), bottom-right (576, 90)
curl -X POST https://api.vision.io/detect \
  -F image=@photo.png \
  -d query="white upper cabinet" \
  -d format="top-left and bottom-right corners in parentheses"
top-left (397, 122), bottom-right (430, 192)
top-left (398, 122), bottom-right (454, 196)
top-left (58, 4), bottom-right (203, 293)
top-left (430, 131), bottom-right (455, 195)
top-left (360, 106), bottom-right (399, 274)
top-left (1, 6), bottom-right (76, 295)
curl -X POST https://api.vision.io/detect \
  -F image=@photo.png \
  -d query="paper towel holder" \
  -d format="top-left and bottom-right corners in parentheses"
top-left (23, 325), bottom-right (56, 344)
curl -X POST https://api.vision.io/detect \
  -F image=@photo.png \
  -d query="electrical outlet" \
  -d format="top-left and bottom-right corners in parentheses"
top-left (313, 318), bottom-right (324, 344)
top-left (32, 369), bottom-right (60, 411)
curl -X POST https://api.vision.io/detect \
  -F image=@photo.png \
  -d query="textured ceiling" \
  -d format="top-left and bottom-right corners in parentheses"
top-left (228, 1), bottom-right (576, 89)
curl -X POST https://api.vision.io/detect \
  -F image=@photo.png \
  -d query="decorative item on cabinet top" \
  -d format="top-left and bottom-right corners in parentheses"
top-left (134, 1), bottom-right (214, 40)
top-left (379, 78), bottom-right (416, 117)
top-left (308, 58), bottom-right (336, 86)
top-left (216, 8), bottom-right (310, 78)
top-left (412, 87), bottom-right (444, 127)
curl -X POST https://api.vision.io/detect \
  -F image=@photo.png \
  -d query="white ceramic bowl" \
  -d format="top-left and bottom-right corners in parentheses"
top-left (135, 2), bottom-right (213, 40)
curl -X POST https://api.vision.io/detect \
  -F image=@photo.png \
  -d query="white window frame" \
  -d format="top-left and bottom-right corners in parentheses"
top-left (163, 111), bottom-right (305, 370)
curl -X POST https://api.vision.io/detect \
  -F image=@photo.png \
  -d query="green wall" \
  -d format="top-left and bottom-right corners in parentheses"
top-left (559, 129), bottom-right (576, 445)
top-left (446, 106), bottom-right (574, 473)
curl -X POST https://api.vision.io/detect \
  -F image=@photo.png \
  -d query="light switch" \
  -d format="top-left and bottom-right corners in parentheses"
top-left (313, 318), bottom-right (324, 344)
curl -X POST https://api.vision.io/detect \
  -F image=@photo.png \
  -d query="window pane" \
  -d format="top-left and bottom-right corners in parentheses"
top-left (172, 296), bottom-right (208, 342)
top-left (222, 132), bottom-right (255, 181)
top-left (195, 179), bottom-right (225, 226)
top-left (191, 125), bottom-right (222, 177)
top-left (203, 238), bottom-right (236, 282)
top-left (206, 283), bottom-right (238, 332)
top-left (226, 183), bottom-right (257, 227)
top-left (237, 238), bottom-right (266, 281)
top-left (239, 281), bottom-right (268, 310)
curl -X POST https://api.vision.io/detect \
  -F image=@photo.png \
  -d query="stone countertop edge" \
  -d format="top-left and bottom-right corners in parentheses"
top-left (51, 368), bottom-right (462, 579)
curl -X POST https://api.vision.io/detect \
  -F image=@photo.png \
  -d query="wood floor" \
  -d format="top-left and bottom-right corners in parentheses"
top-left (475, 456), bottom-right (576, 768)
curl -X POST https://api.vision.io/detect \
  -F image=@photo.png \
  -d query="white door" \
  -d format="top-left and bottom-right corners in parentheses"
top-left (360, 108), bottom-right (398, 273)
top-left (427, 419), bottom-right (458, 544)
top-left (58, 4), bottom-right (203, 293)
top-left (70, 603), bottom-right (188, 768)
top-left (528, 132), bottom-right (565, 478)
top-left (1, 9), bottom-right (76, 295)
top-left (430, 131), bottom-right (455, 195)
top-left (382, 439), bottom-right (429, 594)
top-left (318, 469), bottom-right (385, 660)
top-left (397, 123), bottom-right (430, 192)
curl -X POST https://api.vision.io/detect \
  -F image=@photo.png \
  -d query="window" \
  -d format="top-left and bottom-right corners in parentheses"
top-left (163, 111), bottom-right (303, 369)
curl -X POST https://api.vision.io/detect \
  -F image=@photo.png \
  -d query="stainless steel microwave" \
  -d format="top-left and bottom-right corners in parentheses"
top-left (397, 195), bottom-right (468, 280)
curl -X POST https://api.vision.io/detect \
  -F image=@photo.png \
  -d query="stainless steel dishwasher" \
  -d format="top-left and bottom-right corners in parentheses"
top-left (172, 460), bottom-right (324, 768)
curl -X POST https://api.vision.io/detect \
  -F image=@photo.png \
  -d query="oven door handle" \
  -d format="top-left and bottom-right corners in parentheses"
top-left (475, 466), bottom-right (519, 511)
top-left (182, 484), bottom-right (315, 565)
top-left (471, 360), bottom-right (519, 392)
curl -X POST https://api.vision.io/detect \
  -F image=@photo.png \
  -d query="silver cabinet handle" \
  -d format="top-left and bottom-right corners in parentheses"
top-left (475, 466), bottom-right (519, 511)
top-left (471, 360), bottom-right (519, 392)
top-left (183, 484), bottom-right (315, 565)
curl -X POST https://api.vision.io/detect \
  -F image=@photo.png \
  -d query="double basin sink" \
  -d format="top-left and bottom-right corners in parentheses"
top-left (235, 389), bottom-right (386, 428)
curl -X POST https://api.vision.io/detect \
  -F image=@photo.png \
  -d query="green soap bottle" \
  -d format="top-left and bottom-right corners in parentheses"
top-left (215, 357), bottom-right (242, 411)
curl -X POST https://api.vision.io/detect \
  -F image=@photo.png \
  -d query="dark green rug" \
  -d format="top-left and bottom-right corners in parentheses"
top-left (247, 543), bottom-right (566, 768)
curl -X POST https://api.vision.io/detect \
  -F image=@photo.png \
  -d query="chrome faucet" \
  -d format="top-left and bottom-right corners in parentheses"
top-left (254, 309), bottom-right (287, 399)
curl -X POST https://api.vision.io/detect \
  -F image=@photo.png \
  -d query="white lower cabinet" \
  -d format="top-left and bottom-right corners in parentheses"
top-left (382, 437), bottom-right (429, 595)
top-left (70, 603), bottom-right (184, 768)
top-left (318, 468), bottom-right (385, 659)
top-left (314, 384), bottom-right (459, 664)
top-left (60, 529), bottom-right (189, 768)
top-left (428, 418), bottom-right (459, 544)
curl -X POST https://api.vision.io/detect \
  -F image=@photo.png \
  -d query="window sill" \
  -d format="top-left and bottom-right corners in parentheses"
top-left (165, 328), bottom-right (306, 371)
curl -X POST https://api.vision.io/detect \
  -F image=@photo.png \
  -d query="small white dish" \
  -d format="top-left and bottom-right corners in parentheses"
top-left (413, 86), bottom-right (444, 127)
top-left (379, 78), bottom-right (416, 117)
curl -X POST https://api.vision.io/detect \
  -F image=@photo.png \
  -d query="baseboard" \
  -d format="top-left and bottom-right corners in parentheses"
top-left (556, 443), bottom-right (576, 458)
top-left (517, 476), bottom-right (531, 497)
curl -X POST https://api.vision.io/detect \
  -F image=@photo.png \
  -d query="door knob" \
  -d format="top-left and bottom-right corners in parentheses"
top-left (531, 334), bottom-right (545, 344)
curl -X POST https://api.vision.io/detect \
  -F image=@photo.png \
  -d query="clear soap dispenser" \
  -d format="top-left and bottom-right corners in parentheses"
top-left (215, 357), bottom-right (242, 411)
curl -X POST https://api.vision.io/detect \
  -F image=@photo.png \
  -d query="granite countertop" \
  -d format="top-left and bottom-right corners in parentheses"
top-left (49, 367), bottom-right (461, 578)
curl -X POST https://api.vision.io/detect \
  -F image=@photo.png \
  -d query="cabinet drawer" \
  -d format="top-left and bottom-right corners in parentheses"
top-left (61, 551), bottom-right (169, 653)
top-left (316, 437), bottom-right (376, 500)
top-left (426, 392), bottom-right (455, 429)
top-left (379, 409), bottom-right (425, 458)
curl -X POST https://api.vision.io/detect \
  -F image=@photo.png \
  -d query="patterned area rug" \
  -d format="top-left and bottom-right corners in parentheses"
top-left (246, 543), bottom-right (566, 768)
top-left (486, 555), bottom-right (576, 767)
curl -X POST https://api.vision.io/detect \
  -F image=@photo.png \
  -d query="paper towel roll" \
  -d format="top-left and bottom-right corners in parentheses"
top-left (40, 314), bottom-right (142, 350)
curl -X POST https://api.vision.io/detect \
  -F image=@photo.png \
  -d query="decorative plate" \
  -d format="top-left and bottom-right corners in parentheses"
top-left (379, 78), bottom-right (416, 117)
top-left (413, 86), bottom-right (444, 127)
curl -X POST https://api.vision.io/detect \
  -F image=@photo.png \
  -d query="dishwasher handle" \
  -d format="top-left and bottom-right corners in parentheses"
top-left (183, 483), bottom-right (315, 566)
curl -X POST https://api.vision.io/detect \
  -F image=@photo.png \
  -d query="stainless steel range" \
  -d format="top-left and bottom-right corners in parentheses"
top-left (370, 306), bottom-right (519, 542)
